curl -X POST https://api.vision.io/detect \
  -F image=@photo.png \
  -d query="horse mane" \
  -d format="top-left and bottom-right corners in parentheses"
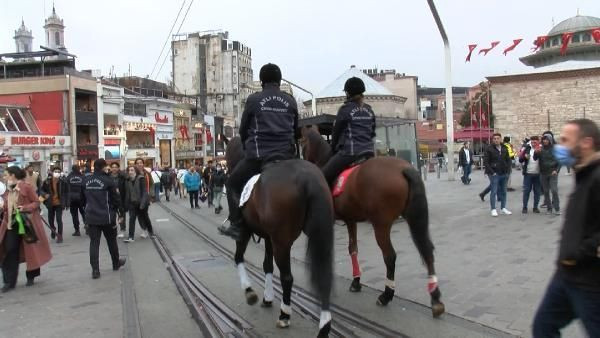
top-left (304, 128), bottom-right (332, 167)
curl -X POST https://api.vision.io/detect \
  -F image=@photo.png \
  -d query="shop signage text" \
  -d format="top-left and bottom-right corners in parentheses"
top-left (0, 135), bottom-right (70, 147)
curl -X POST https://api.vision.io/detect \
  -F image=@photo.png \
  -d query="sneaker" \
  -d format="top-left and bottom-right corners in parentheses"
top-left (140, 231), bottom-right (148, 239)
top-left (546, 209), bottom-right (553, 215)
top-left (124, 238), bottom-right (135, 243)
top-left (56, 234), bottom-right (63, 244)
top-left (533, 208), bottom-right (541, 214)
top-left (522, 208), bottom-right (528, 214)
top-left (113, 257), bottom-right (127, 271)
top-left (72, 230), bottom-right (81, 236)
top-left (501, 208), bottom-right (512, 215)
top-left (117, 231), bottom-right (125, 239)
top-left (491, 209), bottom-right (498, 217)
top-left (92, 270), bottom-right (101, 279)
top-left (507, 187), bottom-right (516, 192)
top-left (553, 210), bottom-right (562, 216)
top-left (478, 193), bottom-right (485, 202)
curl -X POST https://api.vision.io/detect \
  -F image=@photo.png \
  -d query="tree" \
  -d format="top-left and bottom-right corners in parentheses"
top-left (458, 82), bottom-right (495, 128)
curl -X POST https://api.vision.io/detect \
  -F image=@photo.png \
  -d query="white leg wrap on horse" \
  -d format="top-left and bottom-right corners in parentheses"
top-left (237, 263), bottom-right (251, 290)
top-left (428, 275), bottom-right (438, 293)
top-left (319, 311), bottom-right (332, 329)
top-left (264, 273), bottom-right (274, 302)
top-left (385, 278), bottom-right (395, 289)
top-left (280, 303), bottom-right (292, 315)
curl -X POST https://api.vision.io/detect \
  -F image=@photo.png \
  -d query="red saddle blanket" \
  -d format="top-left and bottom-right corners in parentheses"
top-left (332, 165), bottom-right (360, 197)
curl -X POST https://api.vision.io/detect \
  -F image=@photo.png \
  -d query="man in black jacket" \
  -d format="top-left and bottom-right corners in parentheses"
top-left (202, 161), bottom-right (214, 207)
top-left (41, 167), bottom-right (68, 243)
top-left (83, 159), bottom-right (126, 279)
top-left (458, 141), bottom-right (474, 185)
top-left (483, 133), bottom-right (513, 217)
top-left (110, 162), bottom-right (127, 238)
top-left (160, 167), bottom-right (172, 202)
top-left (219, 63), bottom-right (299, 240)
top-left (533, 119), bottom-right (600, 337)
top-left (534, 135), bottom-right (560, 215)
top-left (66, 165), bottom-right (86, 236)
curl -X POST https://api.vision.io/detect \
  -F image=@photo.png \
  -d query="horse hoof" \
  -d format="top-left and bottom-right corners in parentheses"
top-left (376, 287), bottom-right (394, 306)
top-left (349, 278), bottom-right (362, 292)
top-left (432, 302), bottom-right (445, 318)
top-left (261, 299), bottom-right (273, 308)
top-left (276, 319), bottom-right (290, 328)
top-left (245, 288), bottom-right (258, 305)
top-left (317, 321), bottom-right (331, 337)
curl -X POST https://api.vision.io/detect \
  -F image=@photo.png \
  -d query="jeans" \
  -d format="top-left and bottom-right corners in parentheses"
top-left (532, 273), bottom-right (600, 337)
top-left (540, 174), bottom-right (560, 212)
top-left (489, 174), bottom-right (507, 210)
top-left (461, 164), bottom-right (472, 184)
top-left (523, 173), bottom-right (541, 209)
top-left (2, 227), bottom-right (40, 287)
top-left (213, 187), bottom-right (224, 209)
top-left (188, 190), bottom-right (199, 208)
top-left (154, 184), bottom-right (161, 202)
top-left (69, 201), bottom-right (85, 231)
top-left (88, 224), bottom-right (119, 271)
top-left (137, 205), bottom-right (154, 235)
top-left (128, 205), bottom-right (139, 239)
top-left (47, 205), bottom-right (63, 235)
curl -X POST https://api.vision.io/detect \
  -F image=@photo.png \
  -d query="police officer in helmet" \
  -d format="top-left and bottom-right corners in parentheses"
top-left (218, 63), bottom-right (299, 240)
top-left (322, 77), bottom-right (376, 187)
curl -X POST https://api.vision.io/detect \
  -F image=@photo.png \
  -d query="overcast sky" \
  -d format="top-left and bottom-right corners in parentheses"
top-left (2, 0), bottom-right (599, 98)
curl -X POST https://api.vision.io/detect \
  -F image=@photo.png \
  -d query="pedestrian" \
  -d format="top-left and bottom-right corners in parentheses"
top-left (483, 133), bottom-right (512, 217)
top-left (184, 165), bottom-right (201, 209)
top-left (24, 165), bottom-right (41, 194)
top-left (160, 167), bottom-right (172, 202)
top-left (503, 137), bottom-right (516, 191)
top-left (0, 166), bottom-right (52, 292)
top-left (535, 134), bottom-right (561, 215)
top-left (532, 119), bottom-right (600, 337)
top-left (123, 166), bottom-right (149, 242)
top-left (109, 163), bottom-right (127, 238)
top-left (66, 165), bottom-right (85, 236)
top-left (83, 159), bottom-right (126, 279)
top-left (169, 169), bottom-right (178, 198)
top-left (458, 141), bottom-right (474, 185)
top-left (177, 167), bottom-right (188, 199)
top-left (134, 159), bottom-right (154, 238)
top-left (40, 167), bottom-right (68, 243)
top-left (435, 149), bottom-right (444, 178)
top-left (151, 168), bottom-right (162, 202)
top-left (519, 136), bottom-right (542, 214)
top-left (539, 131), bottom-right (556, 208)
top-left (202, 161), bottom-right (214, 207)
top-left (211, 163), bottom-right (227, 214)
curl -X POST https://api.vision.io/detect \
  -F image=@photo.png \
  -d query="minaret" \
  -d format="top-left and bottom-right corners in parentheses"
top-left (14, 19), bottom-right (33, 53)
top-left (44, 4), bottom-right (67, 57)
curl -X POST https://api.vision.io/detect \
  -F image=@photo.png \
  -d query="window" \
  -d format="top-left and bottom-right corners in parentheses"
top-left (583, 33), bottom-right (592, 42)
top-left (124, 103), bottom-right (147, 116)
top-left (24, 43), bottom-right (30, 52)
top-left (55, 31), bottom-right (60, 46)
top-left (0, 108), bottom-right (18, 132)
top-left (9, 109), bottom-right (29, 132)
top-left (552, 38), bottom-right (559, 46)
top-left (195, 133), bottom-right (203, 151)
top-left (572, 34), bottom-right (580, 43)
top-left (544, 40), bottom-right (550, 48)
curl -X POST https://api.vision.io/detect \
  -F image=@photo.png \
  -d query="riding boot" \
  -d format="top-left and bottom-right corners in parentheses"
top-left (218, 219), bottom-right (243, 241)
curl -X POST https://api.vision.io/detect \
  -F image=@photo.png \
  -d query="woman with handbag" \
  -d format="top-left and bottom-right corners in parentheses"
top-left (0, 166), bottom-right (52, 292)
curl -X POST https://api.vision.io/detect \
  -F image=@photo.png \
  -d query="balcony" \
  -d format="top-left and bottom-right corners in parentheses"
top-left (76, 109), bottom-right (98, 126)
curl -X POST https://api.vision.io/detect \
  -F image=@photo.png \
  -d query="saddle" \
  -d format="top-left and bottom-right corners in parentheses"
top-left (332, 164), bottom-right (361, 197)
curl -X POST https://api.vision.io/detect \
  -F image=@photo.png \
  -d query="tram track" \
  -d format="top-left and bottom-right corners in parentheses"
top-left (158, 202), bottom-right (409, 338)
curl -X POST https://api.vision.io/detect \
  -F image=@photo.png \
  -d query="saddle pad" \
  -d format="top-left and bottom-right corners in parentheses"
top-left (332, 166), bottom-right (359, 197)
top-left (240, 174), bottom-right (261, 207)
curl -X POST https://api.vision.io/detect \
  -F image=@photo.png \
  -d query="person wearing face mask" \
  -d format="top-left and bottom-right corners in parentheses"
top-left (83, 159), bottom-right (126, 279)
top-left (532, 119), bottom-right (600, 337)
top-left (519, 136), bottom-right (542, 214)
top-left (0, 166), bottom-right (52, 292)
top-left (40, 167), bottom-right (68, 243)
top-left (210, 164), bottom-right (227, 214)
top-left (123, 166), bottom-right (149, 242)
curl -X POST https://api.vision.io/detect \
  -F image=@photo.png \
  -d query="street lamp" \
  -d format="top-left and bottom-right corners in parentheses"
top-left (426, 0), bottom-right (455, 181)
top-left (282, 78), bottom-right (316, 116)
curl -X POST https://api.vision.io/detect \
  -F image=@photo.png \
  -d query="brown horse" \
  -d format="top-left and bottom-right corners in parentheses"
top-left (226, 136), bottom-right (335, 336)
top-left (302, 127), bottom-right (445, 317)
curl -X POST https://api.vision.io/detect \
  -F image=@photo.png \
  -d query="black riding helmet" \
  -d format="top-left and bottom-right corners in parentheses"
top-left (344, 77), bottom-right (366, 97)
top-left (259, 63), bottom-right (282, 85)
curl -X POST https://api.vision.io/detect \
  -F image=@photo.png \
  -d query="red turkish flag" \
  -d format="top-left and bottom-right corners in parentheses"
top-left (148, 126), bottom-right (155, 140)
top-left (560, 32), bottom-right (573, 55)
top-left (531, 36), bottom-right (548, 51)
top-left (478, 41), bottom-right (500, 56)
top-left (465, 44), bottom-right (477, 62)
top-left (591, 28), bottom-right (600, 43)
top-left (503, 39), bottom-right (523, 55)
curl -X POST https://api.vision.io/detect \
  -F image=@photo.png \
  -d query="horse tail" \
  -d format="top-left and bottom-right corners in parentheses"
top-left (304, 179), bottom-right (334, 309)
top-left (401, 167), bottom-right (435, 263)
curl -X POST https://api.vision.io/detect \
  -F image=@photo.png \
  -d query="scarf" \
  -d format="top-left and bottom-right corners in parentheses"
top-left (6, 184), bottom-right (20, 230)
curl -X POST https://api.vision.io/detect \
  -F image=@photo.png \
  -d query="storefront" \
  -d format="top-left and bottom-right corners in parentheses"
top-left (0, 134), bottom-right (72, 174)
top-left (174, 107), bottom-right (195, 168)
top-left (126, 149), bottom-right (158, 168)
top-left (154, 110), bottom-right (174, 168)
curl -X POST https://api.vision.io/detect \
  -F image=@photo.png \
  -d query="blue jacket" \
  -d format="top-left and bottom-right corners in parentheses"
top-left (184, 172), bottom-right (201, 192)
top-left (331, 100), bottom-right (376, 156)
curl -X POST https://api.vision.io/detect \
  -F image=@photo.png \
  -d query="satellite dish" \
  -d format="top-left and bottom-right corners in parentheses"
top-left (0, 182), bottom-right (5, 195)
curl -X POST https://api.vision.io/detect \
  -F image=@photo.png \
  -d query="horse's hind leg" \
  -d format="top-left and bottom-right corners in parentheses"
top-left (234, 234), bottom-right (258, 305)
top-left (262, 239), bottom-right (274, 307)
top-left (273, 244), bottom-right (293, 329)
top-left (346, 221), bottom-right (362, 292)
top-left (373, 222), bottom-right (396, 306)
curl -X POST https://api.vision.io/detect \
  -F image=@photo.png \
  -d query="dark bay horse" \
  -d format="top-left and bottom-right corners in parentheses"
top-left (301, 127), bottom-right (445, 318)
top-left (226, 136), bottom-right (335, 336)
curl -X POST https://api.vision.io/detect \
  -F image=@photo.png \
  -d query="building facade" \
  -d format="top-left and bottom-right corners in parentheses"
top-left (363, 68), bottom-right (419, 120)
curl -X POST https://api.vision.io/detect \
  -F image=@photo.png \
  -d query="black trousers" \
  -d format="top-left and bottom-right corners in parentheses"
top-left (69, 201), bottom-right (85, 231)
top-left (137, 205), bottom-right (154, 235)
top-left (128, 205), bottom-right (139, 239)
top-left (47, 205), bottom-right (64, 235)
top-left (119, 210), bottom-right (127, 231)
top-left (322, 153), bottom-right (364, 187)
top-left (88, 224), bottom-right (120, 271)
top-left (189, 190), bottom-right (199, 208)
top-left (2, 227), bottom-right (40, 287)
top-left (226, 158), bottom-right (263, 223)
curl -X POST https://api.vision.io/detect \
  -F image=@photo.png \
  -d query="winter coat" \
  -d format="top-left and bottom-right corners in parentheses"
top-left (331, 100), bottom-right (376, 156)
top-left (484, 143), bottom-right (512, 176)
top-left (184, 172), bottom-right (201, 192)
top-left (458, 147), bottom-right (474, 167)
top-left (40, 177), bottom-right (68, 209)
top-left (66, 172), bottom-right (85, 205)
top-left (83, 172), bottom-right (120, 226)
top-left (0, 182), bottom-right (52, 271)
top-left (211, 170), bottom-right (227, 189)
top-left (125, 175), bottom-right (149, 209)
top-left (534, 144), bottom-right (559, 176)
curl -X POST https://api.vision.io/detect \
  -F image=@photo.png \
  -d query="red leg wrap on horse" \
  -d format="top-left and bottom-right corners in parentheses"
top-left (427, 275), bottom-right (438, 294)
top-left (351, 253), bottom-right (361, 277)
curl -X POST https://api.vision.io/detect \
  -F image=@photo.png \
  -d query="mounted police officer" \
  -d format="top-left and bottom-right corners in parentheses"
top-left (218, 63), bottom-right (299, 240)
top-left (322, 77), bottom-right (376, 187)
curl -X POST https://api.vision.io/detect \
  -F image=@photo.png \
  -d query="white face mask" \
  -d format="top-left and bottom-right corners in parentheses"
top-left (53, 172), bottom-right (61, 178)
